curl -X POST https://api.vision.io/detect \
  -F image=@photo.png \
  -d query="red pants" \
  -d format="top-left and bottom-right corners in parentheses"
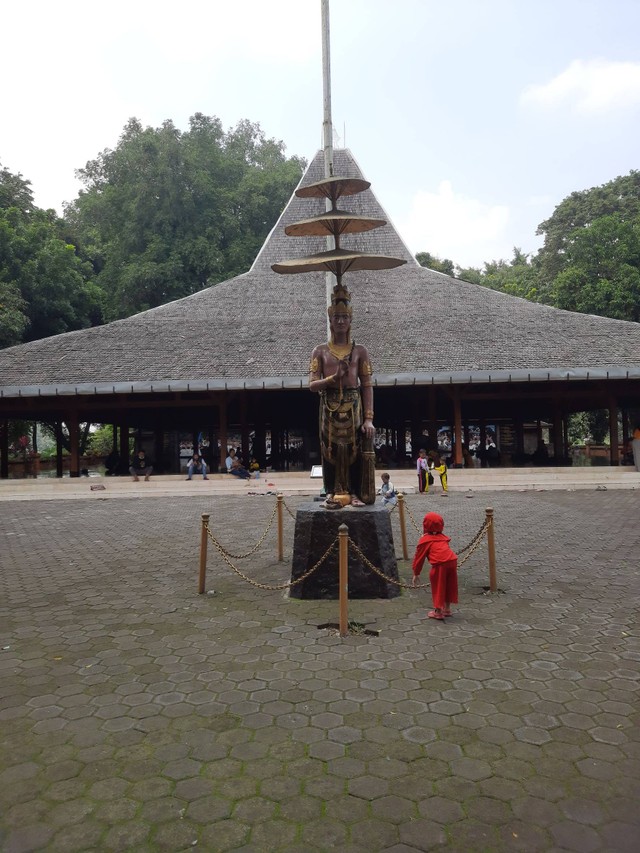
top-left (429, 559), bottom-right (458, 610)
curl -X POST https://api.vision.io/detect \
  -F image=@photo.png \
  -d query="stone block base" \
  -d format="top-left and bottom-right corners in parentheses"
top-left (290, 502), bottom-right (400, 599)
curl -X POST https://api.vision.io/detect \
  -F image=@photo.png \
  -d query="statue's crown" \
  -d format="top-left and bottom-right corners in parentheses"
top-left (327, 283), bottom-right (352, 317)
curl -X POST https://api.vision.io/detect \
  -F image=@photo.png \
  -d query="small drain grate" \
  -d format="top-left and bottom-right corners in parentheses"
top-left (318, 621), bottom-right (381, 636)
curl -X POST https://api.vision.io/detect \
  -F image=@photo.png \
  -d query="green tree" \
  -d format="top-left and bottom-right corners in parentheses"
top-left (67, 114), bottom-right (306, 320)
top-left (536, 170), bottom-right (640, 296)
top-left (478, 249), bottom-right (541, 301)
top-left (0, 164), bottom-right (101, 345)
top-left (548, 214), bottom-right (640, 322)
top-left (455, 266), bottom-right (483, 285)
top-left (0, 280), bottom-right (28, 347)
top-left (416, 251), bottom-right (455, 277)
top-left (0, 164), bottom-right (34, 212)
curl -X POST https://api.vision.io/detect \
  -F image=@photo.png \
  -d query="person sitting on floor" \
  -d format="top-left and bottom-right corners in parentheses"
top-left (129, 449), bottom-right (153, 482)
top-left (104, 449), bottom-right (121, 476)
top-left (186, 452), bottom-right (208, 481)
top-left (229, 456), bottom-right (251, 480)
top-left (225, 448), bottom-right (237, 472)
top-left (378, 472), bottom-right (398, 507)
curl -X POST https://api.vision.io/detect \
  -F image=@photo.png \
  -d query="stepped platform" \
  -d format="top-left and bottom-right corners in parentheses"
top-left (0, 466), bottom-right (637, 501)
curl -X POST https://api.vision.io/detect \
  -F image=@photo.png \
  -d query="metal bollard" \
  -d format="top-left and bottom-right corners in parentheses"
top-left (338, 523), bottom-right (349, 637)
top-left (277, 494), bottom-right (284, 561)
top-left (198, 513), bottom-right (210, 594)
top-left (397, 492), bottom-right (409, 560)
top-left (486, 507), bottom-right (497, 593)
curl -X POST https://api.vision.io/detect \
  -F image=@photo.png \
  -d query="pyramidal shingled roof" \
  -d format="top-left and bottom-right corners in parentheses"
top-left (1, 148), bottom-right (640, 399)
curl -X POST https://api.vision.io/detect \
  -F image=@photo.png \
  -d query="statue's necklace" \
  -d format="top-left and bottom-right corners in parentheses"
top-left (328, 341), bottom-right (353, 360)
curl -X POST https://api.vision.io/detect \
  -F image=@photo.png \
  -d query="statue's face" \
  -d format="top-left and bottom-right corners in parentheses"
top-left (330, 311), bottom-right (351, 336)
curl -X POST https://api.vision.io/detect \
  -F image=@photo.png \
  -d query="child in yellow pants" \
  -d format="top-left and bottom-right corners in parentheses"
top-left (427, 450), bottom-right (448, 496)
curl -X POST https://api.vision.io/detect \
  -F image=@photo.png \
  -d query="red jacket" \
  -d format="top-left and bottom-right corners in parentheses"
top-left (412, 512), bottom-right (457, 577)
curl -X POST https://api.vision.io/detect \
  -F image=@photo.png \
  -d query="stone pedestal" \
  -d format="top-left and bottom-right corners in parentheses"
top-left (290, 502), bottom-right (400, 599)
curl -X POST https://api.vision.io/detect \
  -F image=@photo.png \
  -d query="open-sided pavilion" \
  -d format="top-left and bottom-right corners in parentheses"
top-left (1, 149), bottom-right (639, 477)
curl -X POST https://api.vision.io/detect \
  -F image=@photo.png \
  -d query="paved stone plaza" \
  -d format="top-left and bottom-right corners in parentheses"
top-left (1, 491), bottom-right (639, 852)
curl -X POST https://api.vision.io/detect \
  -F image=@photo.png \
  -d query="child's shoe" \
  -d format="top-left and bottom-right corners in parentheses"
top-left (442, 609), bottom-right (452, 617)
top-left (427, 609), bottom-right (444, 620)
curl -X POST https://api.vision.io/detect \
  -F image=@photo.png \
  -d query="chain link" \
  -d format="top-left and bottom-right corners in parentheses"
top-left (204, 503), bottom-right (277, 559)
top-left (348, 514), bottom-right (491, 589)
top-left (458, 517), bottom-right (491, 566)
top-left (281, 498), bottom-right (299, 521)
top-left (205, 517), bottom-right (339, 590)
top-left (202, 497), bottom-right (492, 592)
top-left (347, 537), bottom-right (418, 588)
top-left (401, 496), bottom-right (491, 557)
top-left (403, 500), bottom-right (423, 534)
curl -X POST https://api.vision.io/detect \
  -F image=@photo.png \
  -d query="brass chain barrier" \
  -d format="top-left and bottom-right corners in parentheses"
top-left (348, 514), bottom-right (491, 590)
top-left (404, 501), bottom-right (422, 533)
top-left (347, 537), bottom-right (418, 589)
top-left (402, 498), bottom-right (490, 558)
top-left (203, 496), bottom-right (491, 592)
top-left (458, 517), bottom-right (491, 565)
top-left (281, 498), bottom-right (299, 521)
top-left (204, 502), bottom-right (277, 559)
top-left (205, 521), bottom-right (339, 591)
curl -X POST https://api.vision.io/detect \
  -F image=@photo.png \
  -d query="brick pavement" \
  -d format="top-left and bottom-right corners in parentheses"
top-left (1, 491), bottom-right (639, 852)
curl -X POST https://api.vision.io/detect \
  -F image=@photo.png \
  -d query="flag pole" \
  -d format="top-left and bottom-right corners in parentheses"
top-left (321, 0), bottom-right (334, 335)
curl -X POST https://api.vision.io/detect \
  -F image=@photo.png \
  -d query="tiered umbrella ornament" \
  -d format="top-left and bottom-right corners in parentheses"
top-left (272, 176), bottom-right (406, 283)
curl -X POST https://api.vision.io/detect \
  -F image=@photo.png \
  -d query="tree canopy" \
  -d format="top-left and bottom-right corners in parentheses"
top-left (536, 170), bottom-right (640, 286)
top-left (415, 251), bottom-right (455, 277)
top-left (66, 115), bottom-right (306, 321)
top-left (416, 170), bottom-right (640, 325)
top-left (0, 165), bottom-right (100, 347)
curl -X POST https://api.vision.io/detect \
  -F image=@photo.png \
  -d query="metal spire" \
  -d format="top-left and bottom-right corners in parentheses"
top-left (321, 0), bottom-right (334, 333)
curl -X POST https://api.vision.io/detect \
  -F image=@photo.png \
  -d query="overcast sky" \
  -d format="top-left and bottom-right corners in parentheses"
top-left (2, 0), bottom-right (639, 268)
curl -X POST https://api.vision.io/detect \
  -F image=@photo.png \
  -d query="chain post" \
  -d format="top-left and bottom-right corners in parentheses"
top-left (277, 494), bottom-right (284, 561)
top-left (199, 513), bottom-right (210, 594)
top-left (338, 523), bottom-right (349, 637)
top-left (486, 507), bottom-right (497, 592)
top-left (397, 492), bottom-right (409, 560)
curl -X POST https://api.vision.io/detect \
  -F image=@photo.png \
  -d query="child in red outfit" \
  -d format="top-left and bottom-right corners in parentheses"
top-left (412, 512), bottom-right (458, 620)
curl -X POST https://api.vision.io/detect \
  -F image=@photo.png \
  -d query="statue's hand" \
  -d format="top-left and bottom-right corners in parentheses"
top-left (362, 419), bottom-right (375, 438)
top-left (334, 359), bottom-right (349, 380)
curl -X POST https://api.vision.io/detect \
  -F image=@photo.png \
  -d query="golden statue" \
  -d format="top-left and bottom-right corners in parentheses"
top-left (309, 283), bottom-right (376, 508)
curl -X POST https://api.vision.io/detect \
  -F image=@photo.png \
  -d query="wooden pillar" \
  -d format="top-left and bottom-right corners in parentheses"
top-left (218, 394), bottom-right (228, 473)
top-left (479, 421), bottom-right (487, 468)
top-left (154, 427), bottom-right (164, 473)
top-left (0, 420), bottom-right (8, 479)
top-left (208, 410), bottom-right (217, 470)
top-left (622, 410), bottom-right (630, 447)
top-left (428, 387), bottom-right (437, 451)
top-left (68, 412), bottom-right (80, 478)
top-left (112, 424), bottom-right (118, 451)
top-left (119, 421), bottom-right (129, 475)
top-left (452, 388), bottom-right (463, 468)
top-left (55, 421), bottom-right (64, 477)
top-left (552, 406), bottom-right (563, 463)
top-left (411, 392), bottom-right (423, 461)
top-left (253, 418), bottom-right (267, 470)
top-left (608, 396), bottom-right (619, 466)
top-left (241, 392), bottom-right (250, 466)
top-left (514, 416), bottom-right (525, 458)
top-left (395, 411), bottom-right (404, 462)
